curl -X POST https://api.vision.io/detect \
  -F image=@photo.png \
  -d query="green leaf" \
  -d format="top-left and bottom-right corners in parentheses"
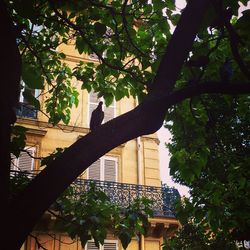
top-left (10, 125), bottom-right (27, 157)
top-left (119, 232), bottom-right (132, 250)
top-left (76, 37), bottom-right (87, 54)
top-left (104, 93), bottom-right (114, 107)
top-left (22, 63), bottom-right (44, 89)
top-left (94, 22), bottom-right (107, 36)
top-left (23, 89), bottom-right (40, 109)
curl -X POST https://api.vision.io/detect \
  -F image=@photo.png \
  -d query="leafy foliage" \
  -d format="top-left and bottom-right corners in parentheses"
top-left (41, 147), bottom-right (65, 167)
top-left (10, 125), bottom-right (27, 157)
top-left (166, 65), bottom-right (250, 246)
top-left (162, 215), bottom-right (243, 250)
top-left (53, 182), bottom-right (152, 249)
top-left (6, 0), bottom-right (179, 124)
top-left (11, 175), bottom-right (152, 249)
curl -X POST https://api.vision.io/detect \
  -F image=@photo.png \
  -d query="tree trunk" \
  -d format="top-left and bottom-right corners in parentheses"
top-left (0, 0), bottom-right (21, 246)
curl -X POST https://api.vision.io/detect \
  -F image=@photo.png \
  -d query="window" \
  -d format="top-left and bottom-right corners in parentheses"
top-left (89, 92), bottom-right (115, 125)
top-left (11, 146), bottom-right (36, 172)
top-left (88, 156), bottom-right (117, 182)
top-left (19, 81), bottom-right (40, 103)
top-left (17, 81), bottom-right (39, 119)
top-left (85, 240), bottom-right (117, 250)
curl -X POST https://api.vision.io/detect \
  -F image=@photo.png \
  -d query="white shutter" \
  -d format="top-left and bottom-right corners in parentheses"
top-left (88, 159), bottom-right (101, 180)
top-left (90, 92), bottom-right (99, 103)
top-left (103, 242), bottom-right (117, 250)
top-left (89, 92), bottom-right (99, 126)
top-left (88, 157), bottom-right (117, 182)
top-left (104, 159), bottom-right (117, 182)
top-left (85, 241), bottom-right (117, 250)
top-left (11, 147), bottom-right (35, 172)
top-left (11, 153), bottom-right (18, 170)
top-left (103, 105), bottom-right (115, 123)
top-left (86, 242), bottom-right (99, 250)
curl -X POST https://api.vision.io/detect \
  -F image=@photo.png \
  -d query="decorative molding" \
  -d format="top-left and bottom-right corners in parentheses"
top-left (16, 118), bottom-right (90, 134)
top-left (141, 134), bottom-right (160, 145)
top-left (26, 128), bottom-right (47, 137)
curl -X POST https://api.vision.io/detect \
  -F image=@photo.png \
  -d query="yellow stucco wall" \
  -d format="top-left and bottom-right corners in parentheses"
top-left (26, 233), bottom-right (164, 250)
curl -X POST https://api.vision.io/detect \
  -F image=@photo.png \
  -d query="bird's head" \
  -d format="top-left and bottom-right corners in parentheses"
top-left (99, 101), bottom-right (103, 106)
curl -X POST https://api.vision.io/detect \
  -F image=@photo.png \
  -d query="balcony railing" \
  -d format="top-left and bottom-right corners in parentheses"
top-left (10, 170), bottom-right (180, 218)
top-left (16, 102), bottom-right (37, 119)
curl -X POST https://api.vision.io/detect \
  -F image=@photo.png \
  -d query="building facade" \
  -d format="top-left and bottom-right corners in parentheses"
top-left (13, 43), bottom-right (180, 250)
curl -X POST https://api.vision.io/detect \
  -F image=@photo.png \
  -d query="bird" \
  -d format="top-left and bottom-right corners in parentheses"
top-left (90, 101), bottom-right (104, 131)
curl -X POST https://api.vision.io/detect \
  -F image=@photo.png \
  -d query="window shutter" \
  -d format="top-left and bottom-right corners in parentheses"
top-left (104, 159), bottom-right (116, 182)
top-left (85, 241), bottom-right (117, 250)
top-left (89, 92), bottom-right (99, 126)
top-left (18, 148), bottom-right (35, 171)
top-left (88, 159), bottom-right (101, 180)
top-left (11, 147), bottom-right (35, 172)
top-left (10, 153), bottom-right (18, 170)
top-left (104, 242), bottom-right (117, 250)
top-left (86, 242), bottom-right (99, 250)
top-left (103, 105), bottom-right (115, 123)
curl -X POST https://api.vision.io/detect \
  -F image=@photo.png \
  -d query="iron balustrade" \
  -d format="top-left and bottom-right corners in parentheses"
top-left (10, 170), bottom-right (180, 218)
top-left (16, 102), bottom-right (37, 119)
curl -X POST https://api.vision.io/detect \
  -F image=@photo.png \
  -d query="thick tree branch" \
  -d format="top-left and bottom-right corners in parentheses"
top-left (151, 0), bottom-right (210, 94)
top-left (166, 82), bottom-right (250, 106)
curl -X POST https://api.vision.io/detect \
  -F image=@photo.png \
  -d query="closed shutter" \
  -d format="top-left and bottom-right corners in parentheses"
top-left (88, 159), bottom-right (101, 180)
top-left (86, 242), bottom-right (99, 250)
top-left (18, 149), bottom-right (34, 171)
top-left (103, 242), bottom-right (117, 250)
top-left (11, 147), bottom-right (35, 172)
top-left (89, 92), bottom-right (99, 126)
top-left (103, 104), bottom-right (115, 123)
top-left (10, 153), bottom-right (18, 170)
top-left (85, 241), bottom-right (117, 250)
top-left (104, 159), bottom-right (116, 182)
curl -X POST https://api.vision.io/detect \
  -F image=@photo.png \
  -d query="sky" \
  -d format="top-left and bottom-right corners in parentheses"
top-left (157, 127), bottom-right (190, 197)
top-left (157, 0), bottom-right (250, 197)
top-left (157, 0), bottom-right (188, 197)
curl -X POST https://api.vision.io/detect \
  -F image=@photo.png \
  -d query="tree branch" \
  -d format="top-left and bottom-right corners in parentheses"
top-left (166, 82), bottom-right (250, 106)
top-left (150, 0), bottom-right (210, 94)
top-left (49, 0), bottom-right (146, 86)
top-left (224, 20), bottom-right (250, 81)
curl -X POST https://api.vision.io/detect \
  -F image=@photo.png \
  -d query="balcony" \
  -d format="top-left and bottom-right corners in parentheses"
top-left (10, 170), bottom-right (180, 218)
top-left (16, 102), bottom-right (37, 119)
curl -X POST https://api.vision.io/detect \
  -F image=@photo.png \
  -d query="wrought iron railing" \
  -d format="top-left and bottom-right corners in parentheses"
top-left (16, 102), bottom-right (37, 119)
top-left (10, 170), bottom-right (180, 218)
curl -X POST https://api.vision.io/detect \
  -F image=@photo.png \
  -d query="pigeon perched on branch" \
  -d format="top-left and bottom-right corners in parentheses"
top-left (90, 101), bottom-right (104, 131)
